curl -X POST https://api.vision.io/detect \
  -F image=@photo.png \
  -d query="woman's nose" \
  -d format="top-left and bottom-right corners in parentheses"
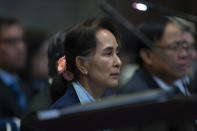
top-left (114, 54), bottom-right (122, 68)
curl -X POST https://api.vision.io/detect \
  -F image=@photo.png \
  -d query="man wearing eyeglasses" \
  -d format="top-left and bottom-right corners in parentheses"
top-left (118, 16), bottom-right (196, 97)
top-left (0, 16), bottom-right (36, 120)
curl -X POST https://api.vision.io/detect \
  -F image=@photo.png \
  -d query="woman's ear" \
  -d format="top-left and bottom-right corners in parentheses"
top-left (76, 56), bottom-right (88, 75)
top-left (140, 49), bottom-right (153, 65)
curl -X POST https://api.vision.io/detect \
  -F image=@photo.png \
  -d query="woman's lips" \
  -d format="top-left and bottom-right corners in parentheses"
top-left (110, 73), bottom-right (120, 79)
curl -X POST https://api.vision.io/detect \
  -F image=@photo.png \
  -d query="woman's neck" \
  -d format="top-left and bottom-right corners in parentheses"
top-left (79, 77), bottom-right (105, 100)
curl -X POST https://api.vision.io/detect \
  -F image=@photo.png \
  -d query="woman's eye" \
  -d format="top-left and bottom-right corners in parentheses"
top-left (106, 51), bottom-right (112, 56)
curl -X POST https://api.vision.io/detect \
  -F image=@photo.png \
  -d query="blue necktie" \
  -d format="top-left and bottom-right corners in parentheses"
top-left (9, 81), bottom-right (27, 112)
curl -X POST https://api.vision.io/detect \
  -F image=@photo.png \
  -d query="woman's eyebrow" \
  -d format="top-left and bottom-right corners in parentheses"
top-left (103, 46), bottom-right (113, 52)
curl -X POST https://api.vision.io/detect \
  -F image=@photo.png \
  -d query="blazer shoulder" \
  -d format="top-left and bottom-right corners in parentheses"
top-left (118, 68), bottom-right (159, 94)
top-left (50, 85), bottom-right (80, 109)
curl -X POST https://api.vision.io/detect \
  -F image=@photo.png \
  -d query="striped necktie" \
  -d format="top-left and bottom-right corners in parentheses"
top-left (181, 79), bottom-right (191, 96)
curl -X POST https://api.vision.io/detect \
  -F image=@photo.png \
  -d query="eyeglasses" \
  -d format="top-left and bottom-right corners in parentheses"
top-left (155, 41), bottom-right (195, 52)
top-left (0, 37), bottom-right (24, 45)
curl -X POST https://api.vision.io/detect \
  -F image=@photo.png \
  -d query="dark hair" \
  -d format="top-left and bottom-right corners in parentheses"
top-left (0, 16), bottom-right (19, 38)
top-left (48, 31), bottom-right (67, 102)
top-left (64, 17), bottom-right (120, 81)
top-left (51, 17), bottom-right (120, 102)
top-left (48, 31), bottom-right (66, 77)
top-left (136, 16), bottom-right (171, 65)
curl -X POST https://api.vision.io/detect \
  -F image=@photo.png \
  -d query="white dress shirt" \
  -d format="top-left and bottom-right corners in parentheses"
top-left (153, 75), bottom-right (191, 96)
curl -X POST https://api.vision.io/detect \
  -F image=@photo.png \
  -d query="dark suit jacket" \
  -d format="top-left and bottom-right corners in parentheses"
top-left (118, 67), bottom-right (161, 94)
top-left (50, 84), bottom-right (80, 109)
top-left (118, 67), bottom-right (192, 97)
top-left (0, 78), bottom-right (37, 117)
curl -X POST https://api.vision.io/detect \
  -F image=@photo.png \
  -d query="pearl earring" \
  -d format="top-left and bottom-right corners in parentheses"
top-left (85, 71), bottom-right (88, 75)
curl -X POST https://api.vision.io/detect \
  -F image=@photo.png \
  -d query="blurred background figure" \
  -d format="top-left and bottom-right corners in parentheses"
top-left (168, 16), bottom-right (197, 76)
top-left (118, 16), bottom-right (196, 96)
top-left (0, 16), bottom-right (36, 130)
top-left (25, 31), bottom-right (66, 115)
top-left (20, 32), bottom-right (66, 131)
top-left (19, 29), bottom-right (51, 116)
top-left (21, 28), bottom-right (50, 93)
top-left (168, 16), bottom-right (197, 95)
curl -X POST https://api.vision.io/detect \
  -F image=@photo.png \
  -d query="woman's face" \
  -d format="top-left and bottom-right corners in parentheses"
top-left (87, 28), bottom-right (122, 88)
